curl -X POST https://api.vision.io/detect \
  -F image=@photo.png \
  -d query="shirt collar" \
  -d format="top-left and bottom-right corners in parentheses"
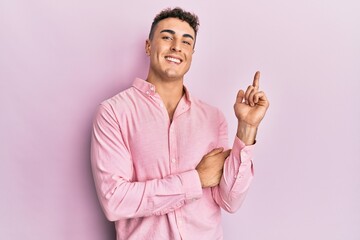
top-left (132, 78), bottom-right (156, 96)
top-left (132, 78), bottom-right (192, 104)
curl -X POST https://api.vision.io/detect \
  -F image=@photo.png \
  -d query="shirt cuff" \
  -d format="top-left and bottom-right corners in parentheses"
top-left (233, 136), bottom-right (255, 164)
top-left (180, 170), bottom-right (203, 201)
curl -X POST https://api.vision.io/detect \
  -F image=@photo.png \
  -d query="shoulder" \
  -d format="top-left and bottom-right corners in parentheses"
top-left (191, 95), bottom-right (222, 113)
top-left (95, 86), bottom-right (141, 120)
top-left (190, 95), bottom-right (226, 121)
top-left (100, 86), bottom-right (140, 110)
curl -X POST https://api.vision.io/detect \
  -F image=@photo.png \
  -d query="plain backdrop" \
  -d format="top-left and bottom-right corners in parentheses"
top-left (1, 0), bottom-right (359, 239)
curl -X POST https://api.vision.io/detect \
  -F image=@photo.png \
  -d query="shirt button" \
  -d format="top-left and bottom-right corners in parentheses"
top-left (171, 158), bottom-right (176, 163)
top-left (146, 91), bottom-right (150, 95)
top-left (150, 86), bottom-right (155, 91)
top-left (238, 174), bottom-right (243, 179)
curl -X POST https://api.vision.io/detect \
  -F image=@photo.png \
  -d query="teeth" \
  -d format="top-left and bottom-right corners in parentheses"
top-left (166, 57), bottom-right (181, 63)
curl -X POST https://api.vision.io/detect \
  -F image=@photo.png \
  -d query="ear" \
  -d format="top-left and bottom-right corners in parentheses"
top-left (145, 39), bottom-right (151, 56)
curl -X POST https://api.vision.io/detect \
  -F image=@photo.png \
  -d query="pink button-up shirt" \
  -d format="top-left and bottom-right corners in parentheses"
top-left (91, 78), bottom-right (254, 240)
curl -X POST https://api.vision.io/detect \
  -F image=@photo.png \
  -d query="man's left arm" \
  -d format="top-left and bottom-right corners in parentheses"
top-left (212, 71), bottom-right (270, 212)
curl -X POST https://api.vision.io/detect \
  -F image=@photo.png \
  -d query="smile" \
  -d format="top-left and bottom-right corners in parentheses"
top-left (165, 56), bottom-right (182, 64)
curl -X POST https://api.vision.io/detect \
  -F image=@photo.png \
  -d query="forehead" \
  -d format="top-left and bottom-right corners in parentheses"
top-left (155, 17), bottom-right (195, 37)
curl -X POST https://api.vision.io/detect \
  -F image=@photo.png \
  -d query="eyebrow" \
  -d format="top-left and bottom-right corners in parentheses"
top-left (160, 29), bottom-right (194, 40)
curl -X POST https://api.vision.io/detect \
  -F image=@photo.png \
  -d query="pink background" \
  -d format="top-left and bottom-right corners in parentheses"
top-left (1, 0), bottom-right (359, 239)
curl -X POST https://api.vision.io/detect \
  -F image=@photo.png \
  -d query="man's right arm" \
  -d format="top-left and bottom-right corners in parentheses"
top-left (196, 148), bottom-right (230, 188)
top-left (91, 104), bottom-right (203, 221)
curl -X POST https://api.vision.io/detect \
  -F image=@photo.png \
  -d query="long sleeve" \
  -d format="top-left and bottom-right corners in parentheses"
top-left (91, 104), bottom-right (203, 221)
top-left (211, 110), bottom-right (255, 213)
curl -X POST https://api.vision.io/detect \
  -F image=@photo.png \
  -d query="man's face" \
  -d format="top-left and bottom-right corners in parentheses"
top-left (146, 17), bottom-right (195, 81)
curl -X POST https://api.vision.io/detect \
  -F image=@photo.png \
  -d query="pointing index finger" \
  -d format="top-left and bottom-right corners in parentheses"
top-left (253, 71), bottom-right (260, 89)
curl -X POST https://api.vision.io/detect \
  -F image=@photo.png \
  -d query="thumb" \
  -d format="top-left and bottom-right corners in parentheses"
top-left (206, 147), bottom-right (224, 157)
top-left (221, 149), bottom-right (231, 159)
top-left (236, 90), bottom-right (245, 104)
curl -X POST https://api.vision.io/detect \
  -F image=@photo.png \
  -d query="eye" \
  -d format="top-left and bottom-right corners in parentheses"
top-left (183, 41), bottom-right (191, 46)
top-left (162, 36), bottom-right (172, 40)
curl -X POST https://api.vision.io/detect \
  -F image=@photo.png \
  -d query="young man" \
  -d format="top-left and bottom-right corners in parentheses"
top-left (91, 7), bottom-right (269, 240)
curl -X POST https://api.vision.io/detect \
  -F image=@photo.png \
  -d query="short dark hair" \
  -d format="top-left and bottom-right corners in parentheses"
top-left (148, 7), bottom-right (200, 40)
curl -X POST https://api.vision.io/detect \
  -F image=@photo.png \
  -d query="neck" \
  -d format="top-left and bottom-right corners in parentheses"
top-left (146, 75), bottom-right (184, 121)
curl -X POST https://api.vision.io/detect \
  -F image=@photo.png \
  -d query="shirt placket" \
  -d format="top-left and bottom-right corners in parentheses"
top-left (171, 100), bottom-right (191, 239)
top-left (169, 123), bottom-right (178, 174)
top-left (168, 121), bottom-right (184, 231)
top-left (147, 83), bottom-right (189, 239)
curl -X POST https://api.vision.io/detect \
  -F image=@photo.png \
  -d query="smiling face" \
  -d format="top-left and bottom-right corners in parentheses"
top-left (145, 17), bottom-right (195, 82)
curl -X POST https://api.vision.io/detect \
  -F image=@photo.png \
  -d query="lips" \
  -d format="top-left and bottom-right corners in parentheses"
top-left (165, 56), bottom-right (182, 64)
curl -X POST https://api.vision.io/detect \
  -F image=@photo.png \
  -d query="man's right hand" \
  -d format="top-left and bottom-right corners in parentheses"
top-left (196, 148), bottom-right (231, 188)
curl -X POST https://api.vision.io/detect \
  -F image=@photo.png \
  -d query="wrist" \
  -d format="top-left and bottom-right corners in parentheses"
top-left (236, 122), bottom-right (257, 145)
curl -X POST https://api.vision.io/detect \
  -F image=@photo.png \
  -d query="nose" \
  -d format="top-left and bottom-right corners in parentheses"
top-left (171, 39), bottom-right (182, 52)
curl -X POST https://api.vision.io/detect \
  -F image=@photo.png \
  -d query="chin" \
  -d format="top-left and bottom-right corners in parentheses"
top-left (164, 71), bottom-right (183, 80)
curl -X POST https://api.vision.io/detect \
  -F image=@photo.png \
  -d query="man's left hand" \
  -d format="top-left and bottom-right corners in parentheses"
top-left (234, 71), bottom-right (269, 145)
